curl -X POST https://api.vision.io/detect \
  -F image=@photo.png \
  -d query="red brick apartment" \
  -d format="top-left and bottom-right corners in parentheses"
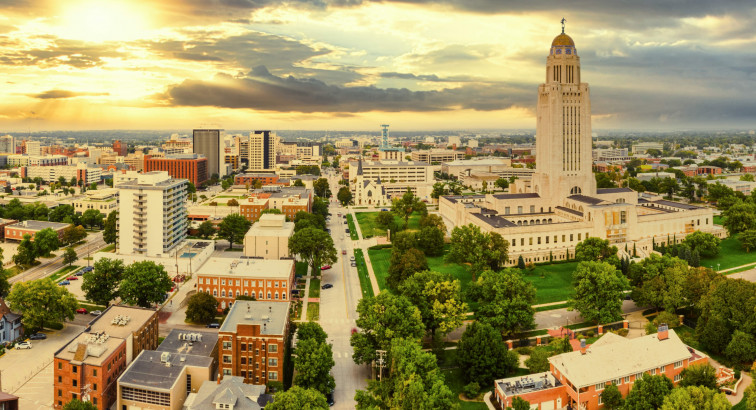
top-left (235, 173), bottom-right (279, 186)
top-left (144, 154), bottom-right (208, 185)
top-left (4, 220), bottom-right (69, 242)
top-left (494, 326), bottom-right (708, 410)
top-left (196, 257), bottom-right (295, 309)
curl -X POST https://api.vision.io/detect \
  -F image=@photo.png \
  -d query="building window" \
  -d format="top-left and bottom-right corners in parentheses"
top-left (241, 357), bottom-right (247, 365)
top-left (674, 361), bottom-right (683, 369)
top-left (58, 389), bottom-right (62, 397)
top-left (598, 395), bottom-right (603, 405)
top-left (223, 369), bottom-right (232, 376)
top-left (625, 376), bottom-right (630, 383)
top-left (221, 279), bottom-right (226, 285)
top-left (674, 374), bottom-right (682, 382)
top-left (537, 237), bottom-right (541, 244)
top-left (650, 368), bottom-right (656, 375)
top-left (241, 344), bottom-right (246, 351)
top-left (596, 382), bottom-right (605, 391)
top-left (268, 358), bottom-right (278, 367)
top-left (72, 365), bottom-right (77, 374)
top-left (58, 362), bottom-right (62, 369)
top-left (93, 383), bottom-right (97, 391)
top-left (578, 233), bottom-right (581, 240)
top-left (570, 234), bottom-right (574, 242)
top-left (268, 344), bottom-right (278, 353)
top-left (530, 205), bottom-right (535, 213)
top-left (517, 206), bottom-right (523, 214)
top-left (223, 341), bottom-right (232, 350)
top-left (268, 371), bottom-right (278, 381)
top-left (73, 380), bottom-right (78, 387)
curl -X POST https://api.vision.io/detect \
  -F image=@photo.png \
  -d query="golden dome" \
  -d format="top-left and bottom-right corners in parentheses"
top-left (551, 33), bottom-right (575, 47)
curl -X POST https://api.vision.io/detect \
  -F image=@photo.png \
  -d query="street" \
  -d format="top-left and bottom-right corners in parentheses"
top-left (10, 232), bottom-right (105, 284)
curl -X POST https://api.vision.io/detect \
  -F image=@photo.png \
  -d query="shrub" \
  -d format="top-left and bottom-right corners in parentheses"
top-left (463, 382), bottom-right (480, 399)
top-left (586, 330), bottom-right (595, 338)
top-left (735, 369), bottom-right (742, 381)
top-left (515, 346), bottom-right (533, 356)
top-left (47, 322), bottom-right (64, 330)
top-left (645, 322), bottom-right (657, 335)
top-left (617, 328), bottom-right (629, 337)
top-left (653, 311), bottom-right (681, 328)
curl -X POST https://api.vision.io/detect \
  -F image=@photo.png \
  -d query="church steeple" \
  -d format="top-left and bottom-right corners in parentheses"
top-left (357, 157), bottom-right (363, 176)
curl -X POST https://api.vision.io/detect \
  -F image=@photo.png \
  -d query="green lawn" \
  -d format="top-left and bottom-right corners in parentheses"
top-left (100, 244), bottom-right (115, 252)
top-left (306, 302), bottom-right (320, 321)
top-left (702, 234), bottom-right (756, 271)
top-left (6, 265), bottom-right (23, 278)
top-left (368, 247), bottom-right (577, 307)
top-left (355, 212), bottom-right (422, 238)
top-left (441, 367), bottom-right (488, 410)
top-left (353, 249), bottom-right (375, 298)
top-left (295, 262), bottom-right (309, 277)
top-left (309, 278), bottom-right (320, 298)
top-left (713, 215), bottom-right (723, 226)
top-left (50, 265), bottom-right (81, 282)
top-left (346, 214), bottom-right (359, 240)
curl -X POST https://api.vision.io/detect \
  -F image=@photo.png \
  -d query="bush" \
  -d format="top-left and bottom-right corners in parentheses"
top-left (653, 311), bottom-right (681, 328)
top-left (463, 382), bottom-right (480, 399)
top-left (586, 330), bottom-right (595, 338)
top-left (47, 322), bottom-right (64, 330)
top-left (515, 346), bottom-right (533, 356)
top-left (617, 328), bottom-right (629, 337)
top-left (645, 322), bottom-right (657, 335)
top-left (735, 369), bottom-right (742, 381)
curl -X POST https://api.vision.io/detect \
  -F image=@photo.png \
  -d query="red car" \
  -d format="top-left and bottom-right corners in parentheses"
top-left (76, 308), bottom-right (88, 314)
top-left (67, 277), bottom-right (78, 281)
top-left (342, 250), bottom-right (347, 255)
top-left (320, 265), bottom-right (332, 270)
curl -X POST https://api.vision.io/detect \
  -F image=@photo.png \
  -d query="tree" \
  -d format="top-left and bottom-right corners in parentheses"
top-left (740, 230), bottom-right (756, 253)
top-left (696, 278), bottom-right (756, 355)
top-left (337, 186), bottom-right (352, 206)
top-left (623, 374), bottom-right (674, 410)
top-left (722, 200), bottom-right (756, 235)
top-left (355, 338), bottom-right (456, 410)
top-left (0, 249), bottom-right (9, 298)
top-left (684, 267), bottom-right (722, 307)
top-left (725, 330), bottom-right (756, 365)
top-left (6, 279), bottom-right (78, 331)
top-left (601, 384), bottom-right (624, 410)
top-left (398, 270), bottom-right (467, 337)
top-left (311, 197), bottom-right (329, 220)
top-left (660, 385), bottom-right (731, 410)
top-left (227, 198), bottom-right (239, 207)
top-left (569, 261), bottom-right (629, 324)
top-left (469, 269), bottom-right (536, 336)
top-left (119, 261), bottom-right (174, 308)
top-left (197, 220), bottom-right (216, 238)
top-left (628, 254), bottom-right (688, 313)
top-left (293, 179), bottom-right (305, 187)
top-left (387, 248), bottom-right (428, 291)
top-left (746, 383), bottom-right (756, 410)
top-left (289, 228), bottom-right (337, 275)
top-left (62, 399), bottom-right (98, 410)
top-left (313, 178), bottom-right (330, 198)
top-left (293, 211), bottom-right (326, 232)
top-left (683, 231), bottom-right (720, 258)
top-left (419, 214), bottom-right (446, 231)
top-left (266, 386), bottom-right (329, 410)
top-left (34, 228), bottom-right (61, 257)
top-left (82, 258), bottom-right (125, 306)
top-left (679, 364), bottom-right (718, 389)
top-left (294, 338), bottom-right (336, 395)
top-left (297, 322), bottom-right (328, 344)
top-left (49, 204), bottom-right (76, 223)
top-left (81, 209), bottom-right (104, 229)
top-left (575, 237), bottom-right (619, 266)
top-left (391, 189), bottom-right (422, 229)
top-left (185, 292), bottom-right (219, 324)
top-left (62, 225), bottom-right (87, 245)
top-left (103, 211), bottom-right (118, 244)
top-left (524, 347), bottom-right (551, 373)
top-left (494, 178), bottom-right (509, 190)
top-left (457, 321), bottom-right (518, 386)
top-left (375, 211), bottom-right (396, 231)
top-left (416, 226), bottom-right (445, 256)
top-left (63, 247), bottom-right (78, 266)
top-left (447, 224), bottom-right (509, 278)
top-left (350, 292), bottom-right (424, 365)
top-left (511, 397), bottom-right (531, 410)
top-left (217, 213), bottom-right (251, 249)
top-left (12, 234), bottom-right (37, 266)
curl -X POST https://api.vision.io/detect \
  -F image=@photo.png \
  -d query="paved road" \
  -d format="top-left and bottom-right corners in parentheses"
top-left (10, 232), bottom-right (105, 284)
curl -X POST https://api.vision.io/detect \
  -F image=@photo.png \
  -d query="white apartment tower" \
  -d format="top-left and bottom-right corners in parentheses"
top-left (116, 171), bottom-right (188, 257)
top-left (529, 27), bottom-right (596, 202)
top-left (242, 130), bottom-right (277, 171)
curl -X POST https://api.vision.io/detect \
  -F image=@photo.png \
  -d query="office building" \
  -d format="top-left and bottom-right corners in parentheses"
top-left (112, 140), bottom-right (127, 157)
top-left (243, 214), bottom-right (294, 259)
top-left (193, 129), bottom-right (222, 178)
top-left (196, 257), bottom-right (295, 309)
top-left (0, 135), bottom-right (14, 154)
top-left (144, 154), bottom-right (208, 186)
top-left (24, 140), bottom-right (41, 156)
top-left (73, 188), bottom-right (119, 215)
top-left (410, 149), bottom-right (465, 164)
top-left (116, 171), bottom-right (188, 257)
top-left (240, 131), bottom-right (277, 171)
top-left (238, 187), bottom-right (311, 222)
top-left (217, 301), bottom-right (290, 386)
top-left (23, 162), bottom-right (102, 185)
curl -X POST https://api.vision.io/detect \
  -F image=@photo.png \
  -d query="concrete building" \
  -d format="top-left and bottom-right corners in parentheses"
top-left (193, 129), bottom-right (223, 178)
top-left (144, 154), bottom-right (209, 186)
top-left (439, 29), bottom-right (722, 264)
top-left (349, 159), bottom-right (434, 201)
top-left (24, 162), bottom-right (102, 185)
top-left (54, 305), bottom-right (159, 410)
top-left (184, 376), bottom-right (270, 410)
top-left (377, 125), bottom-right (405, 161)
top-left (593, 148), bottom-right (631, 162)
top-left (24, 141), bottom-right (41, 156)
top-left (410, 149), bottom-right (465, 164)
top-left (116, 330), bottom-right (218, 410)
top-left (116, 171), bottom-right (188, 257)
top-left (0, 135), bottom-right (14, 154)
top-left (217, 301), bottom-right (290, 386)
top-left (494, 327), bottom-right (708, 410)
top-left (112, 140), bottom-right (127, 157)
top-left (4, 220), bottom-right (70, 242)
top-left (196, 257), bottom-right (295, 309)
top-left (240, 131), bottom-right (277, 171)
top-left (632, 142), bottom-right (664, 155)
top-left (7, 154), bottom-right (68, 167)
top-left (73, 188), bottom-right (119, 215)
top-left (243, 214), bottom-right (294, 259)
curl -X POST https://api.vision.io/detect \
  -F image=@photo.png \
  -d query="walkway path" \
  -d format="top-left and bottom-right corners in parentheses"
top-left (349, 207), bottom-right (381, 296)
top-left (300, 269), bottom-right (312, 321)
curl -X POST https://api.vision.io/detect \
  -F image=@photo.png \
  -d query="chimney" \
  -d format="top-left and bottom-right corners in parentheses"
top-left (658, 323), bottom-right (669, 341)
top-left (580, 339), bottom-right (587, 355)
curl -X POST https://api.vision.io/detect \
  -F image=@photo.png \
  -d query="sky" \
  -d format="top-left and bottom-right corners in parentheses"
top-left (1, 0), bottom-right (755, 132)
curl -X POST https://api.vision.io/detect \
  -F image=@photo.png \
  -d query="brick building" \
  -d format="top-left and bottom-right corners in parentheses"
top-left (493, 327), bottom-right (708, 410)
top-left (112, 140), bottom-right (128, 157)
top-left (238, 188), bottom-right (311, 222)
top-left (54, 306), bottom-right (159, 410)
top-left (196, 257), bottom-right (295, 310)
top-left (144, 154), bottom-right (208, 186)
top-left (234, 173), bottom-right (279, 187)
top-left (5, 220), bottom-right (70, 242)
top-left (218, 301), bottom-right (290, 386)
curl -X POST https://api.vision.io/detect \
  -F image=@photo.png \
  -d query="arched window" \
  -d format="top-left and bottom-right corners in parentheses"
top-left (535, 220), bottom-right (541, 225)
top-left (236, 291), bottom-right (240, 297)
top-left (616, 198), bottom-right (626, 204)
top-left (548, 218), bottom-right (553, 223)
top-left (267, 292), bottom-right (271, 299)
top-left (221, 290), bottom-right (226, 297)
top-left (367, 191), bottom-right (373, 197)
top-left (244, 291), bottom-right (249, 296)
top-left (570, 186), bottom-right (582, 195)
top-left (213, 290), bottom-right (217, 296)
top-left (517, 221), bottom-right (522, 226)
top-left (282, 293), bottom-right (287, 300)
top-left (258, 291), bottom-right (263, 299)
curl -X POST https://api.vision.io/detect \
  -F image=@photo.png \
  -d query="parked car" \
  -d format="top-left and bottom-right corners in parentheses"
top-left (345, 229), bottom-right (350, 233)
top-left (326, 392), bottom-right (335, 407)
top-left (381, 208), bottom-right (388, 212)
top-left (90, 310), bottom-right (102, 316)
top-left (74, 270), bottom-right (84, 276)
top-left (66, 276), bottom-right (78, 281)
top-left (29, 333), bottom-right (46, 340)
top-left (82, 266), bottom-right (93, 273)
top-left (320, 265), bottom-right (332, 270)
top-left (350, 256), bottom-right (355, 261)
top-left (351, 262), bottom-right (356, 267)
top-left (321, 284), bottom-right (333, 290)
top-left (58, 280), bottom-right (70, 286)
top-left (342, 250), bottom-right (347, 255)
top-left (76, 308), bottom-right (88, 314)
top-left (15, 341), bottom-right (32, 349)
top-left (207, 323), bottom-right (220, 329)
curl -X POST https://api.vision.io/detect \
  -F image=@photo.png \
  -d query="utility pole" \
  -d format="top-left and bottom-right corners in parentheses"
top-left (375, 350), bottom-right (386, 381)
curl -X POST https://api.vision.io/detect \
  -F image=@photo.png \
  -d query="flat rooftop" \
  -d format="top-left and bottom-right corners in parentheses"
top-left (89, 305), bottom-right (156, 339)
top-left (156, 329), bottom-right (218, 357)
top-left (8, 220), bottom-right (70, 230)
top-left (219, 301), bottom-right (289, 336)
top-left (56, 331), bottom-right (125, 366)
top-left (496, 372), bottom-right (562, 398)
top-left (119, 350), bottom-right (213, 391)
top-left (196, 257), bottom-right (294, 279)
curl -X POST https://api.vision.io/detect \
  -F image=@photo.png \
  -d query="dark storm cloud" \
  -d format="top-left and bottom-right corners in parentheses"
top-left (0, 39), bottom-right (126, 68)
top-left (30, 90), bottom-right (110, 99)
top-left (161, 65), bottom-right (533, 113)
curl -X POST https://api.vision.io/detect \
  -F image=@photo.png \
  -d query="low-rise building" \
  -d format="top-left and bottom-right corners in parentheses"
top-left (23, 162), bottom-right (101, 185)
top-left (0, 219), bottom-right (17, 241)
top-left (235, 173), bottom-right (279, 187)
top-left (184, 376), bottom-right (270, 410)
top-left (73, 188), bottom-right (119, 215)
top-left (238, 187), bottom-right (311, 222)
top-left (196, 257), bottom-right (295, 309)
top-left (0, 299), bottom-right (22, 343)
top-left (4, 220), bottom-right (70, 242)
top-left (243, 214), bottom-right (294, 259)
top-left (217, 301), bottom-right (290, 386)
top-left (410, 149), bottom-right (465, 164)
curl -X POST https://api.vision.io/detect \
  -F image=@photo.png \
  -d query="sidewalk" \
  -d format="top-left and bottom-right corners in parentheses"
top-left (349, 207), bottom-right (381, 296)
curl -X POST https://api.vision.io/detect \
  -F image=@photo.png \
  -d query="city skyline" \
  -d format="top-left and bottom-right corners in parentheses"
top-left (1, 1), bottom-right (755, 131)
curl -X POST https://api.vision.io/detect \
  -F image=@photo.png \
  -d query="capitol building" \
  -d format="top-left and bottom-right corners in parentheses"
top-left (439, 29), bottom-right (725, 265)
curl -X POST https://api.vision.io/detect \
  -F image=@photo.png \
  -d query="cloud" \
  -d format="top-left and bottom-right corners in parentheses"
top-left (161, 65), bottom-right (533, 113)
top-left (0, 39), bottom-right (127, 68)
top-left (30, 90), bottom-right (110, 99)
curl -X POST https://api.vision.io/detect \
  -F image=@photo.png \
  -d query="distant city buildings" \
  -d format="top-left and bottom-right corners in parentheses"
top-left (193, 129), bottom-right (223, 178)
top-left (239, 131), bottom-right (277, 172)
top-left (410, 149), bottom-right (465, 164)
top-left (144, 153), bottom-right (208, 186)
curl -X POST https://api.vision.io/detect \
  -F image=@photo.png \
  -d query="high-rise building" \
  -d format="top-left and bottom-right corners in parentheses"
top-left (192, 129), bottom-right (222, 178)
top-left (112, 140), bottom-right (128, 156)
top-left (0, 135), bottom-right (14, 154)
top-left (116, 171), bottom-right (188, 257)
top-left (24, 140), bottom-right (41, 156)
top-left (242, 131), bottom-right (277, 171)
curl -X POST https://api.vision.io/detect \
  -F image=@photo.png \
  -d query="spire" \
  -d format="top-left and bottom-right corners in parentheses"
top-left (357, 157), bottom-right (363, 176)
top-left (561, 17), bottom-right (566, 34)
